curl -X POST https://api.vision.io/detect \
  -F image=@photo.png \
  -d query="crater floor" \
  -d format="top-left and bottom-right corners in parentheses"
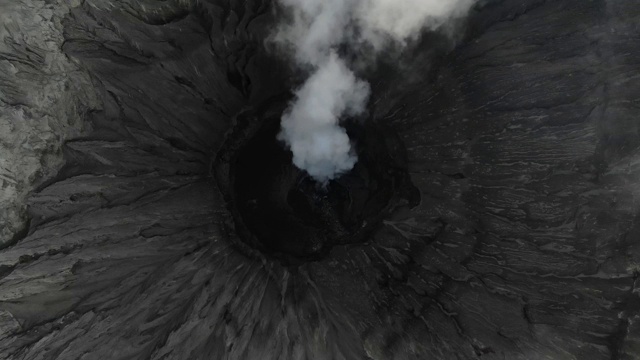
top-left (216, 97), bottom-right (417, 264)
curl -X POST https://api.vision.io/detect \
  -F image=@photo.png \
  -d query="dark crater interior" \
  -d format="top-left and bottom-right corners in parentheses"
top-left (217, 97), bottom-right (419, 263)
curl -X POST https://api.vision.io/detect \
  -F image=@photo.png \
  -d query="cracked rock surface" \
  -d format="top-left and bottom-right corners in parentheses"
top-left (0, 0), bottom-right (100, 248)
top-left (1, 0), bottom-right (640, 359)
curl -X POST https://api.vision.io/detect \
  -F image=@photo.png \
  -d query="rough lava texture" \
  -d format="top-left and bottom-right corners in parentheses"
top-left (1, 0), bottom-right (640, 359)
top-left (0, 0), bottom-right (100, 248)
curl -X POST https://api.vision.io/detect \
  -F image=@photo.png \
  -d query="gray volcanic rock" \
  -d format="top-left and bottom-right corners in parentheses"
top-left (0, 0), bottom-right (100, 248)
top-left (1, 0), bottom-right (640, 359)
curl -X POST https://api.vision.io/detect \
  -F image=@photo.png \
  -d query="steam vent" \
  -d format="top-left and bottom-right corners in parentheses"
top-left (2, 1), bottom-right (640, 359)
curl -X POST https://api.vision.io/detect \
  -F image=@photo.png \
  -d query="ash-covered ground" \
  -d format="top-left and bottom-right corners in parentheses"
top-left (1, 1), bottom-right (640, 359)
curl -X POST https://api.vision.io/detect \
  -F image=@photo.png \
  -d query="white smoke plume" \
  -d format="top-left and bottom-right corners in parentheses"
top-left (273, 0), bottom-right (477, 183)
top-left (278, 52), bottom-right (369, 182)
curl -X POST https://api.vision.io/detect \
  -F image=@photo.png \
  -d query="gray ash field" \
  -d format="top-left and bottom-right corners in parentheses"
top-left (1, 1), bottom-right (640, 359)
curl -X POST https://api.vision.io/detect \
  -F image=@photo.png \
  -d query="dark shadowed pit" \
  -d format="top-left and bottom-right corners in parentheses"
top-left (215, 95), bottom-right (420, 264)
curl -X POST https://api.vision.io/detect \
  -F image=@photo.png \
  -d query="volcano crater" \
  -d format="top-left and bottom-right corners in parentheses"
top-left (215, 97), bottom-right (419, 264)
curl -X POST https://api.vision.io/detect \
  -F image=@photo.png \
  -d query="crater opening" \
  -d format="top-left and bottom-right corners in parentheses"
top-left (215, 96), bottom-right (419, 265)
